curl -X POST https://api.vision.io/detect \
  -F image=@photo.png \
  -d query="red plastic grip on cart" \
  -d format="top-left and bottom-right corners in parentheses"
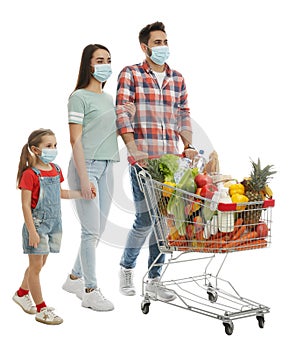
top-left (262, 199), bottom-right (275, 208)
top-left (218, 199), bottom-right (275, 211)
top-left (128, 156), bottom-right (136, 165)
top-left (217, 202), bottom-right (237, 211)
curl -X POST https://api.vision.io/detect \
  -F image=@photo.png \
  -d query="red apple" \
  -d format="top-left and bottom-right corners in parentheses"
top-left (256, 222), bottom-right (269, 238)
top-left (200, 183), bottom-right (218, 199)
top-left (195, 173), bottom-right (213, 188)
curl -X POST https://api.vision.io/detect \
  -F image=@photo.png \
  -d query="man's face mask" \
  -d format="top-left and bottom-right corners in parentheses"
top-left (146, 45), bottom-right (170, 65)
top-left (92, 64), bottom-right (112, 82)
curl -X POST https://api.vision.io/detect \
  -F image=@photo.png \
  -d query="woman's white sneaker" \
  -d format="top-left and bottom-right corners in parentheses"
top-left (81, 288), bottom-right (114, 311)
top-left (12, 292), bottom-right (36, 314)
top-left (62, 274), bottom-right (84, 299)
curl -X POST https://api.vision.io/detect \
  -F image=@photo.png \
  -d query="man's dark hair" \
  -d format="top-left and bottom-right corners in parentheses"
top-left (138, 21), bottom-right (166, 45)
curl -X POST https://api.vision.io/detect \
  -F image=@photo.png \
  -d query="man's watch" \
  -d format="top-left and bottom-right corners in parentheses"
top-left (184, 144), bottom-right (196, 150)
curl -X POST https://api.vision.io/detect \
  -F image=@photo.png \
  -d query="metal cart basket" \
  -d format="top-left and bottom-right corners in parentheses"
top-left (136, 166), bottom-right (274, 335)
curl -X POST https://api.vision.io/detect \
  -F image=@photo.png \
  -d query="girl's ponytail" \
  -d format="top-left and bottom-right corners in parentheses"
top-left (16, 143), bottom-right (34, 187)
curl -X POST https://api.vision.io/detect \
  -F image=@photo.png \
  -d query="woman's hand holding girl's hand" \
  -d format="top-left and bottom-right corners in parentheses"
top-left (81, 179), bottom-right (94, 200)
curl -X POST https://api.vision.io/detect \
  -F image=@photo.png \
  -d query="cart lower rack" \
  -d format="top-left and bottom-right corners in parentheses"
top-left (137, 168), bottom-right (274, 335)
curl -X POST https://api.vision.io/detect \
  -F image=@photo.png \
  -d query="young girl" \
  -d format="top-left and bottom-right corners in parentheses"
top-left (13, 128), bottom-right (95, 325)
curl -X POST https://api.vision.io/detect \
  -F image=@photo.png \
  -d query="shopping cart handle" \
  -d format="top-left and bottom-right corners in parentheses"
top-left (128, 156), bottom-right (136, 165)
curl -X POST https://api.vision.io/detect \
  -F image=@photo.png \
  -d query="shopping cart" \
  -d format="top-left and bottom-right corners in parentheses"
top-left (135, 161), bottom-right (274, 335)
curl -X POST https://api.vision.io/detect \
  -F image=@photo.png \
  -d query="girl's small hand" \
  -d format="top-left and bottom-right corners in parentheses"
top-left (90, 182), bottom-right (97, 199)
top-left (123, 102), bottom-right (136, 116)
top-left (29, 232), bottom-right (40, 248)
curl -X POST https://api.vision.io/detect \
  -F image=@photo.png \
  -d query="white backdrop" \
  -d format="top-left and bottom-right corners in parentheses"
top-left (1, 0), bottom-right (288, 348)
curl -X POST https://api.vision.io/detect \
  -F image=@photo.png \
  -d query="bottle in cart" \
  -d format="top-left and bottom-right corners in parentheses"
top-left (193, 149), bottom-right (206, 172)
top-left (174, 157), bottom-right (191, 184)
top-left (218, 187), bottom-right (234, 233)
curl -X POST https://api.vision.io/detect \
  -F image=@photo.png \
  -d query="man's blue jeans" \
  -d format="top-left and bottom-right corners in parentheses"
top-left (120, 164), bottom-right (165, 278)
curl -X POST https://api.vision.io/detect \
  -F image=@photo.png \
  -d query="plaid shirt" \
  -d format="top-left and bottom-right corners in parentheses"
top-left (116, 60), bottom-right (192, 156)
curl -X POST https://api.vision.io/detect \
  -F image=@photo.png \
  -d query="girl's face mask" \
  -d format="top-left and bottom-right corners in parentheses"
top-left (38, 148), bottom-right (58, 164)
top-left (92, 64), bottom-right (112, 82)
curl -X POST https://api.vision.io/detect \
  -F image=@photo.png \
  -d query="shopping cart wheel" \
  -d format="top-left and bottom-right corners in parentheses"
top-left (256, 315), bottom-right (265, 328)
top-left (207, 283), bottom-right (218, 302)
top-left (207, 291), bottom-right (218, 303)
top-left (141, 302), bottom-right (150, 314)
top-left (223, 321), bottom-right (234, 335)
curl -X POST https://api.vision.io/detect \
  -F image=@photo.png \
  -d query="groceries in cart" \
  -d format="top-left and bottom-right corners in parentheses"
top-left (143, 155), bottom-right (276, 253)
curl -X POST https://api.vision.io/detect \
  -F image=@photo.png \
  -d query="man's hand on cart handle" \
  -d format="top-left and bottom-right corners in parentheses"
top-left (128, 151), bottom-right (149, 166)
top-left (183, 147), bottom-right (199, 161)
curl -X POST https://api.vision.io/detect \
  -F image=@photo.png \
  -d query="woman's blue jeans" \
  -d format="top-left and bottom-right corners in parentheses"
top-left (67, 159), bottom-right (114, 289)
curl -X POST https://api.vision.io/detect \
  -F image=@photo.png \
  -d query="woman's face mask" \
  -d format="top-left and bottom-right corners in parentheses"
top-left (146, 45), bottom-right (170, 65)
top-left (92, 64), bottom-right (112, 82)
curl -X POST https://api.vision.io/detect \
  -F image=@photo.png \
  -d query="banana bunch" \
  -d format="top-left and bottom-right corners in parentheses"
top-left (260, 185), bottom-right (273, 200)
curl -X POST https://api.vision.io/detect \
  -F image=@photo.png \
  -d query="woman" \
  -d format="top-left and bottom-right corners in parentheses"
top-left (62, 44), bottom-right (134, 311)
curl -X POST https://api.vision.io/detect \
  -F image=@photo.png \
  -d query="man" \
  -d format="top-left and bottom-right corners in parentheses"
top-left (116, 21), bottom-right (197, 301)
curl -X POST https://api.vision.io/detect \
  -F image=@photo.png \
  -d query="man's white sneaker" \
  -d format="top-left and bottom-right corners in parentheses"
top-left (119, 267), bottom-right (136, 296)
top-left (62, 275), bottom-right (84, 299)
top-left (145, 277), bottom-right (176, 302)
top-left (81, 288), bottom-right (114, 311)
top-left (35, 307), bottom-right (63, 325)
top-left (12, 292), bottom-right (36, 314)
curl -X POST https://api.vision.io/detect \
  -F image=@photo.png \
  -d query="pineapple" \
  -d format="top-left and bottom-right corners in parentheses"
top-left (242, 158), bottom-right (276, 227)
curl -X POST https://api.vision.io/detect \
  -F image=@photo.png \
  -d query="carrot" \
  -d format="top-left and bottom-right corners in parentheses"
top-left (231, 225), bottom-right (246, 241)
top-left (234, 239), bottom-right (267, 251)
top-left (233, 217), bottom-right (243, 233)
top-left (204, 239), bottom-right (227, 251)
top-left (225, 231), bottom-right (259, 250)
top-left (251, 239), bottom-right (267, 249)
top-left (211, 231), bottom-right (228, 240)
top-left (228, 217), bottom-right (243, 239)
top-left (239, 230), bottom-right (259, 242)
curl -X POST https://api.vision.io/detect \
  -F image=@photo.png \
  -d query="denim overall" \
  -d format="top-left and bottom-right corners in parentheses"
top-left (22, 164), bottom-right (62, 254)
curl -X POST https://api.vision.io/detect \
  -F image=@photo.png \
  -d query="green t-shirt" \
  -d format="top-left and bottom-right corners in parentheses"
top-left (68, 89), bottom-right (120, 161)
